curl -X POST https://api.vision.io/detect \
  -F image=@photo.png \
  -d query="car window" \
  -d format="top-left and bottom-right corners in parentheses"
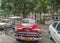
top-left (53, 22), bottom-right (58, 28)
top-left (56, 23), bottom-right (60, 31)
top-left (22, 19), bottom-right (36, 24)
top-left (29, 19), bottom-right (36, 24)
top-left (56, 23), bottom-right (60, 34)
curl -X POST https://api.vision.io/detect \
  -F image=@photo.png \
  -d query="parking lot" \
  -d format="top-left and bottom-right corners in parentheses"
top-left (0, 24), bottom-right (55, 43)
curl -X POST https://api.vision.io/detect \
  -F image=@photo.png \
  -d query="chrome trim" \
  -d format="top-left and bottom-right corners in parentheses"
top-left (18, 32), bottom-right (37, 34)
top-left (16, 36), bottom-right (42, 41)
top-left (16, 32), bottom-right (40, 36)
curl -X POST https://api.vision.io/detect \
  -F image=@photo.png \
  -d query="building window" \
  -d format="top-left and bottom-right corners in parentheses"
top-left (53, 22), bottom-right (58, 28)
top-left (58, 16), bottom-right (60, 20)
top-left (52, 16), bottom-right (54, 19)
top-left (54, 16), bottom-right (56, 20)
top-left (56, 16), bottom-right (58, 20)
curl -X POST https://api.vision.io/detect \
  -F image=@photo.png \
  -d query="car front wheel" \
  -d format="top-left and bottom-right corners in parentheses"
top-left (16, 39), bottom-right (20, 42)
top-left (49, 31), bottom-right (53, 40)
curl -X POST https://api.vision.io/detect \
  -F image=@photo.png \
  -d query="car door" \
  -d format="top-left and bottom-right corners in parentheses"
top-left (49, 22), bottom-right (58, 41)
top-left (55, 23), bottom-right (60, 43)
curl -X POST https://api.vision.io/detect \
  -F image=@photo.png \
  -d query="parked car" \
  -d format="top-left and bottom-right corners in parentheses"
top-left (9, 16), bottom-right (22, 29)
top-left (0, 22), bottom-right (6, 30)
top-left (1, 19), bottom-right (12, 28)
top-left (15, 18), bottom-right (42, 42)
top-left (49, 21), bottom-right (60, 43)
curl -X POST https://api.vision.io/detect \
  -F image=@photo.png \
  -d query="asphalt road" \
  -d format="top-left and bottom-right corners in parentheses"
top-left (0, 24), bottom-right (55, 43)
top-left (40, 24), bottom-right (55, 43)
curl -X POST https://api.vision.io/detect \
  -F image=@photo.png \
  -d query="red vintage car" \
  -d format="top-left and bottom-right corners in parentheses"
top-left (15, 18), bottom-right (42, 42)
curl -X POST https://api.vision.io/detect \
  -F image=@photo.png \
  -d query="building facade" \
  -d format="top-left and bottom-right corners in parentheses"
top-left (52, 14), bottom-right (60, 21)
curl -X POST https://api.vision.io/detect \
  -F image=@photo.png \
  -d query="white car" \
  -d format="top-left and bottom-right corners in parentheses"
top-left (49, 21), bottom-right (60, 43)
top-left (1, 19), bottom-right (12, 28)
top-left (0, 22), bottom-right (6, 30)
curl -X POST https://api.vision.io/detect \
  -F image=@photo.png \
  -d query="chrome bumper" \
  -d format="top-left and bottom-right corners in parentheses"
top-left (15, 32), bottom-right (42, 41)
top-left (15, 36), bottom-right (42, 41)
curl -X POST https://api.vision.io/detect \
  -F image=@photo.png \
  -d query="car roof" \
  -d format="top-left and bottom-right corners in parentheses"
top-left (9, 16), bottom-right (21, 19)
top-left (23, 18), bottom-right (35, 20)
top-left (2, 19), bottom-right (9, 20)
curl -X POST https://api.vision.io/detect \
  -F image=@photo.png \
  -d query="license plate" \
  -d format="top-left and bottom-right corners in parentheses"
top-left (25, 37), bottom-right (30, 41)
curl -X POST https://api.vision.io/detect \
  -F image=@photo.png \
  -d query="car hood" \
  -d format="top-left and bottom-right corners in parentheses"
top-left (16, 23), bottom-right (41, 32)
top-left (21, 23), bottom-right (33, 27)
top-left (0, 23), bottom-right (6, 25)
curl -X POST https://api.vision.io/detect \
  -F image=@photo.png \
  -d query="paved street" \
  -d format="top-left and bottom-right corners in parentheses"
top-left (40, 24), bottom-right (55, 43)
top-left (0, 24), bottom-right (55, 43)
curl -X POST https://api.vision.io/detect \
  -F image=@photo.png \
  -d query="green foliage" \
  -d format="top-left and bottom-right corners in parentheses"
top-left (1, 0), bottom-right (51, 17)
top-left (50, 0), bottom-right (60, 13)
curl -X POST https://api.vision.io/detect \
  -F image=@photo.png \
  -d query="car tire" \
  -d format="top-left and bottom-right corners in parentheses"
top-left (49, 31), bottom-right (53, 40)
top-left (16, 39), bottom-right (24, 42)
top-left (49, 31), bottom-right (56, 43)
top-left (16, 39), bottom-right (20, 42)
top-left (29, 41), bottom-right (38, 43)
top-left (34, 41), bottom-right (39, 43)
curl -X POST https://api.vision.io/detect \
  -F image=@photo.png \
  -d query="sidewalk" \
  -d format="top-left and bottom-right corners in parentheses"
top-left (0, 31), bottom-right (15, 43)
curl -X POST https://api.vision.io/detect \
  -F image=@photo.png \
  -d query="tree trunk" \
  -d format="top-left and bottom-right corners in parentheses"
top-left (43, 13), bottom-right (45, 24)
top-left (40, 11), bottom-right (41, 19)
top-left (40, 11), bottom-right (42, 24)
top-left (35, 13), bottom-right (36, 20)
top-left (23, 12), bottom-right (27, 18)
top-left (23, 1), bottom-right (26, 18)
top-left (14, 11), bottom-right (16, 16)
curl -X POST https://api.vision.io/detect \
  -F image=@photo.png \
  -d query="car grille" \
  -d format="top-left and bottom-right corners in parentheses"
top-left (17, 32), bottom-right (38, 36)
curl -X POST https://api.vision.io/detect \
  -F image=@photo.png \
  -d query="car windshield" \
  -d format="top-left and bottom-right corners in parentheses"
top-left (56, 23), bottom-right (60, 34)
top-left (22, 19), bottom-right (36, 24)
